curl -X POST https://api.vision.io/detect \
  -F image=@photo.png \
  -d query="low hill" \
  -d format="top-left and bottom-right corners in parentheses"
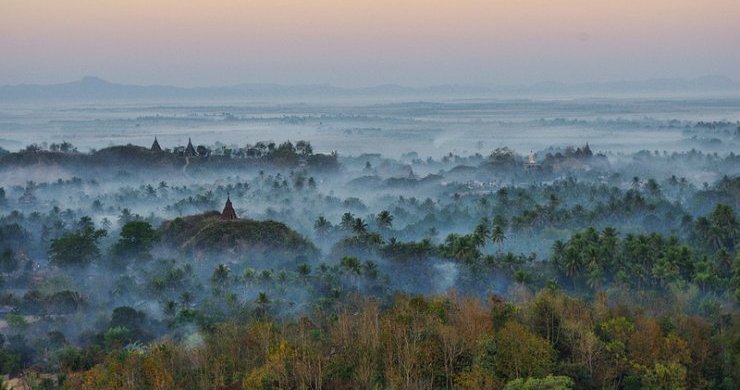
top-left (92, 145), bottom-right (180, 166)
top-left (0, 145), bottom-right (177, 170)
top-left (160, 211), bottom-right (317, 257)
top-left (0, 144), bottom-right (338, 172)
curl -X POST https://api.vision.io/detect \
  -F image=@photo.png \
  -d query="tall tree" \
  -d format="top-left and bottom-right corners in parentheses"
top-left (492, 224), bottom-right (507, 254)
top-left (376, 210), bottom-right (394, 230)
top-left (352, 218), bottom-right (368, 235)
top-left (313, 216), bottom-right (332, 238)
top-left (340, 212), bottom-right (354, 231)
top-left (111, 221), bottom-right (160, 260)
top-left (49, 219), bottom-right (106, 267)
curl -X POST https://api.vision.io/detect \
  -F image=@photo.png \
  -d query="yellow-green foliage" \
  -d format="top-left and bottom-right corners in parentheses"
top-left (63, 290), bottom-right (737, 390)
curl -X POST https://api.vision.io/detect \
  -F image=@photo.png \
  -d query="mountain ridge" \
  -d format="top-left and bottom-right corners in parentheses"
top-left (1, 75), bottom-right (737, 100)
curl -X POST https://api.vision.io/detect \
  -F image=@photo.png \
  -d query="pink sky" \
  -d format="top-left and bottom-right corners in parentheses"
top-left (2, 0), bottom-right (739, 86)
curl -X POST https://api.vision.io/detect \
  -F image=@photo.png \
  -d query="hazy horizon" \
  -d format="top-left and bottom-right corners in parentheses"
top-left (2, 74), bottom-right (739, 89)
top-left (1, 2), bottom-right (739, 388)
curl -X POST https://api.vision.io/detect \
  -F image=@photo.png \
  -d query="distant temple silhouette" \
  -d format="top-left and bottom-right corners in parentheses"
top-left (151, 137), bottom-right (162, 152)
top-left (525, 150), bottom-right (540, 169)
top-left (221, 194), bottom-right (238, 220)
top-left (18, 187), bottom-right (36, 204)
top-left (185, 137), bottom-right (198, 157)
top-left (149, 137), bottom-right (199, 156)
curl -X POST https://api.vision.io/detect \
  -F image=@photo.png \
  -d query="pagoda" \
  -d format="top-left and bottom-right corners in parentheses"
top-left (184, 138), bottom-right (198, 157)
top-left (525, 150), bottom-right (540, 169)
top-left (221, 194), bottom-right (238, 220)
top-left (18, 187), bottom-right (36, 204)
top-left (151, 137), bottom-right (162, 152)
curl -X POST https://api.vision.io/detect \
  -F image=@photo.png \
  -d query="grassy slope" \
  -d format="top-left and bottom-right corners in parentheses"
top-left (160, 211), bottom-right (317, 256)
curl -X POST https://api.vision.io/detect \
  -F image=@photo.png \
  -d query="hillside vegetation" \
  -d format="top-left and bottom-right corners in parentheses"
top-left (161, 211), bottom-right (317, 256)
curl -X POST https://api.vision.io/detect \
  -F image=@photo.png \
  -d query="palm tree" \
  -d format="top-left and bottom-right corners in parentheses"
top-left (513, 269), bottom-right (530, 286)
top-left (242, 267), bottom-right (256, 287)
top-left (259, 270), bottom-right (273, 284)
top-left (163, 300), bottom-right (177, 318)
top-left (493, 214), bottom-right (508, 229)
top-left (256, 292), bottom-right (270, 315)
top-left (551, 240), bottom-right (565, 263)
top-left (363, 260), bottom-right (379, 280)
top-left (586, 262), bottom-right (604, 290)
top-left (446, 234), bottom-right (481, 264)
top-left (707, 226), bottom-right (725, 251)
top-left (211, 264), bottom-right (230, 287)
top-left (716, 249), bottom-right (732, 275)
top-left (585, 245), bottom-right (600, 266)
top-left (340, 256), bottom-right (362, 288)
top-left (340, 256), bottom-right (362, 275)
top-left (150, 278), bottom-right (166, 299)
top-left (340, 212), bottom-right (354, 231)
top-left (179, 291), bottom-right (193, 307)
top-left (497, 188), bottom-right (509, 207)
top-left (645, 178), bottom-right (660, 198)
top-left (710, 204), bottom-right (737, 250)
top-left (491, 224), bottom-right (506, 254)
top-left (314, 216), bottom-right (332, 238)
top-left (297, 263), bottom-right (311, 284)
top-left (376, 210), bottom-right (393, 230)
top-left (560, 247), bottom-right (583, 289)
top-left (511, 269), bottom-right (532, 300)
top-left (473, 222), bottom-right (490, 248)
top-left (277, 270), bottom-right (288, 288)
top-left (680, 215), bottom-right (694, 237)
top-left (600, 227), bottom-right (619, 267)
top-left (651, 257), bottom-right (676, 288)
top-left (692, 256), bottom-right (717, 293)
top-left (351, 218), bottom-right (368, 235)
top-left (693, 216), bottom-right (712, 247)
top-left (77, 216), bottom-right (94, 230)
top-left (601, 226), bottom-right (618, 241)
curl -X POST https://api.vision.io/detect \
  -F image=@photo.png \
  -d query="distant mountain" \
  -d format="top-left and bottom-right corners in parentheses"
top-left (0, 76), bottom-right (737, 100)
top-left (0, 76), bottom-right (186, 100)
top-left (0, 76), bottom-right (489, 100)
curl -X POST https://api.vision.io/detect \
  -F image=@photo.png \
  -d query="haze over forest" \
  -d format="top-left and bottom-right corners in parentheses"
top-left (0, 1), bottom-right (738, 390)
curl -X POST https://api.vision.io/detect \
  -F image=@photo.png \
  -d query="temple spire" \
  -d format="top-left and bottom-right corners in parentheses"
top-left (151, 137), bottom-right (162, 152)
top-left (185, 137), bottom-right (198, 157)
top-left (221, 193), bottom-right (238, 220)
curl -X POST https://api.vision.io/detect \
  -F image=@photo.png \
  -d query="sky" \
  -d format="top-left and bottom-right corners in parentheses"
top-left (1, 0), bottom-right (739, 87)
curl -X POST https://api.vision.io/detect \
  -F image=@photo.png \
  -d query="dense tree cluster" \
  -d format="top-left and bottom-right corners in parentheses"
top-left (0, 136), bottom-right (736, 388)
top-left (60, 291), bottom-right (737, 389)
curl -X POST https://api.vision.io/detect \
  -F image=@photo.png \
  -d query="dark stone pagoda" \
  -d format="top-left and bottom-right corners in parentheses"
top-left (151, 137), bottom-right (162, 152)
top-left (185, 138), bottom-right (198, 157)
top-left (221, 194), bottom-right (238, 220)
